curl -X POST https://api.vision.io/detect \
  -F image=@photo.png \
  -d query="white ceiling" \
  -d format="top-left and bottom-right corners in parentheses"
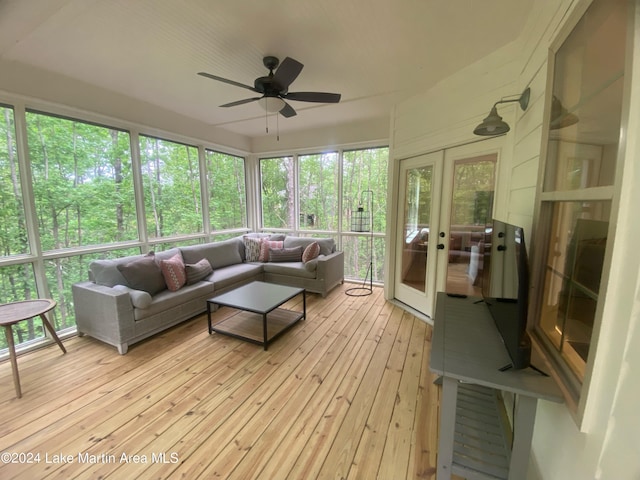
top-left (0, 0), bottom-right (534, 139)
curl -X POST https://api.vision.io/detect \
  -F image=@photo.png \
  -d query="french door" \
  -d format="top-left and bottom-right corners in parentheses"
top-left (394, 152), bottom-right (443, 315)
top-left (394, 139), bottom-right (501, 317)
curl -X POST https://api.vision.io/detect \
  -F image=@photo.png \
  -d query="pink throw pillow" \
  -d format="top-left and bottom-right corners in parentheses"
top-left (259, 239), bottom-right (283, 262)
top-left (302, 241), bottom-right (321, 263)
top-left (160, 254), bottom-right (187, 291)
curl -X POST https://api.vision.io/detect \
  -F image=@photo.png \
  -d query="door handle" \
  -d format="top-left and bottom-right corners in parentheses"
top-left (437, 243), bottom-right (445, 250)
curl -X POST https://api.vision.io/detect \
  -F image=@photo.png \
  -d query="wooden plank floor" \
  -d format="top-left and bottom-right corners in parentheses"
top-left (0, 284), bottom-right (446, 480)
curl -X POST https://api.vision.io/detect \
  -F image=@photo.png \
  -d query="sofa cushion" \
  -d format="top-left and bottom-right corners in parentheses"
top-left (269, 246), bottom-right (303, 262)
top-left (154, 247), bottom-right (182, 262)
top-left (160, 253), bottom-right (187, 291)
top-left (180, 238), bottom-right (243, 269)
top-left (90, 259), bottom-right (130, 287)
top-left (304, 258), bottom-right (319, 272)
top-left (267, 233), bottom-right (286, 242)
top-left (284, 237), bottom-right (335, 256)
top-left (259, 240), bottom-right (283, 262)
top-left (89, 248), bottom-right (181, 288)
top-left (185, 258), bottom-right (213, 285)
top-left (112, 284), bottom-right (153, 309)
top-left (133, 282), bottom-right (214, 321)
top-left (262, 261), bottom-right (317, 279)
top-left (116, 253), bottom-right (166, 295)
top-left (208, 263), bottom-right (263, 290)
top-left (302, 241), bottom-right (320, 263)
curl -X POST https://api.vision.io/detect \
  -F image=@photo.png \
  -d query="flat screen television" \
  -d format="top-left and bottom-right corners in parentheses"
top-left (481, 219), bottom-right (531, 370)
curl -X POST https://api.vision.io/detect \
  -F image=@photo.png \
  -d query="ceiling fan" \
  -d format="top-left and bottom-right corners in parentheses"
top-left (198, 56), bottom-right (341, 118)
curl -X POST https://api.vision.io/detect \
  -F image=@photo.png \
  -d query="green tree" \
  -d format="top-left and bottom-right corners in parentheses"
top-left (207, 150), bottom-right (247, 230)
top-left (261, 157), bottom-right (294, 229)
top-left (140, 136), bottom-right (202, 238)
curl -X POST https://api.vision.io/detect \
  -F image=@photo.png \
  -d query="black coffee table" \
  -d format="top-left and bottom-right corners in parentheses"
top-left (207, 281), bottom-right (306, 350)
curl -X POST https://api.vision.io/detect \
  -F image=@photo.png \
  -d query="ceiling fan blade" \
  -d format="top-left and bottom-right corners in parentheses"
top-left (279, 102), bottom-right (297, 118)
top-left (198, 72), bottom-right (258, 92)
top-left (285, 92), bottom-right (341, 103)
top-left (272, 57), bottom-right (304, 90)
top-left (219, 97), bottom-right (261, 108)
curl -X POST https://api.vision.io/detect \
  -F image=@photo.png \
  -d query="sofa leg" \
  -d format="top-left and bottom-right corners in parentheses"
top-left (117, 343), bottom-right (129, 355)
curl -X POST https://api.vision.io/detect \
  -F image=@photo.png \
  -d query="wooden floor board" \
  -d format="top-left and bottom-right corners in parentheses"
top-left (0, 284), bottom-right (444, 480)
top-left (261, 292), bottom-right (390, 480)
top-left (377, 316), bottom-right (428, 480)
top-left (222, 287), bottom-right (383, 480)
top-left (346, 309), bottom-right (415, 480)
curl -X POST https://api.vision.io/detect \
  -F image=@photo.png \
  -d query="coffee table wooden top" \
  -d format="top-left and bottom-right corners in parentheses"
top-left (209, 281), bottom-right (304, 314)
top-left (0, 299), bottom-right (57, 326)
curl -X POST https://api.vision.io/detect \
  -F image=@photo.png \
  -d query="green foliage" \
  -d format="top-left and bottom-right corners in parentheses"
top-left (299, 153), bottom-right (339, 230)
top-left (140, 136), bottom-right (202, 237)
top-left (342, 148), bottom-right (389, 282)
top-left (206, 150), bottom-right (247, 230)
top-left (258, 147), bottom-right (389, 282)
top-left (26, 112), bottom-right (137, 249)
top-left (0, 107), bottom-right (28, 257)
top-left (343, 148), bottom-right (389, 232)
top-left (1, 104), bottom-right (389, 352)
top-left (405, 166), bottom-right (433, 229)
top-left (451, 159), bottom-right (495, 226)
top-left (260, 157), bottom-right (294, 228)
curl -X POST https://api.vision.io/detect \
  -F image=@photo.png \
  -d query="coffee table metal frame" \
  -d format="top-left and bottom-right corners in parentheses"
top-left (207, 281), bottom-right (306, 350)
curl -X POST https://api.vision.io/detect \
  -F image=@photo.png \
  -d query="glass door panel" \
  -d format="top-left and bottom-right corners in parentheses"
top-left (400, 165), bottom-right (433, 292)
top-left (394, 152), bottom-right (443, 316)
top-left (445, 155), bottom-right (496, 296)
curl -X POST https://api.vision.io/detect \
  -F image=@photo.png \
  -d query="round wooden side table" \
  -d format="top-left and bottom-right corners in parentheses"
top-left (0, 299), bottom-right (67, 398)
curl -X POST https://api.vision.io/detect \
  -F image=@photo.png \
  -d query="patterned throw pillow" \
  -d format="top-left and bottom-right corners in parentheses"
top-left (269, 246), bottom-right (304, 262)
top-left (185, 258), bottom-right (213, 285)
top-left (302, 241), bottom-right (321, 263)
top-left (243, 236), bottom-right (262, 262)
top-left (160, 253), bottom-right (187, 292)
top-left (259, 240), bottom-right (283, 262)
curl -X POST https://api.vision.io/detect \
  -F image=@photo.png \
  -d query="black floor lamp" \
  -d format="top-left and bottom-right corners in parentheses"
top-left (346, 190), bottom-right (374, 297)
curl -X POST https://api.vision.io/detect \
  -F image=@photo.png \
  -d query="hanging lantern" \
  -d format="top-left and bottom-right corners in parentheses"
top-left (351, 205), bottom-right (370, 232)
top-left (346, 190), bottom-right (374, 297)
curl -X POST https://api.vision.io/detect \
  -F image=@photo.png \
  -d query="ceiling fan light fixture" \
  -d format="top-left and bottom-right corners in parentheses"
top-left (258, 96), bottom-right (286, 113)
top-left (199, 56), bottom-right (340, 121)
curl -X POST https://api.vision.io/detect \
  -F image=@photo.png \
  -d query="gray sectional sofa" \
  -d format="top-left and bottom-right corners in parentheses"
top-left (72, 234), bottom-right (343, 354)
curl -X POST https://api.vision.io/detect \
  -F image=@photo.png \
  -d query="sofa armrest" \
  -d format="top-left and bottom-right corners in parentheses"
top-left (72, 281), bottom-right (135, 354)
top-left (315, 251), bottom-right (344, 293)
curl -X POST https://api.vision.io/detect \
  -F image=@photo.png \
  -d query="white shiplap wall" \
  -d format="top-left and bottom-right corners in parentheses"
top-left (389, 0), bottom-right (640, 479)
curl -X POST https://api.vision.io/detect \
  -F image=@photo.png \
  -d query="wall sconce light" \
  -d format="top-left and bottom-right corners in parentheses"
top-left (550, 95), bottom-right (579, 129)
top-left (473, 87), bottom-right (531, 136)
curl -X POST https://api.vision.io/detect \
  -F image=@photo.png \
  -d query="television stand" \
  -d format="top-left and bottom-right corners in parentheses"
top-left (499, 362), bottom-right (550, 376)
top-left (430, 292), bottom-right (562, 480)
